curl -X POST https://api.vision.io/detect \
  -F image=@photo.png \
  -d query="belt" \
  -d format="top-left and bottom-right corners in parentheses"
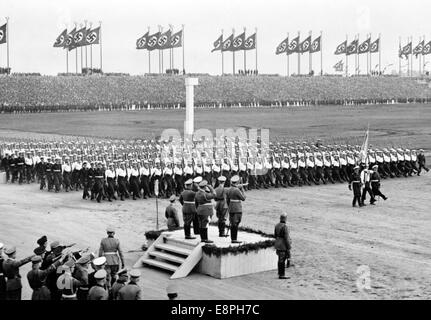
top-left (62, 294), bottom-right (77, 299)
top-left (78, 287), bottom-right (89, 291)
top-left (352, 181), bottom-right (360, 184)
top-left (104, 252), bottom-right (117, 255)
top-left (183, 201), bottom-right (195, 204)
top-left (371, 180), bottom-right (379, 182)
top-left (53, 170), bottom-right (61, 172)
top-left (95, 176), bottom-right (103, 178)
top-left (230, 199), bottom-right (241, 202)
top-left (199, 203), bottom-right (213, 206)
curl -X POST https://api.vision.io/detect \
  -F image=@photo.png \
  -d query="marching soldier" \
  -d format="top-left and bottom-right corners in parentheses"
top-left (117, 269), bottom-right (142, 300)
top-left (52, 156), bottom-right (63, 192)
top-left (361, 166), bottom-right (375, 205)
top-left (16, 151), bottom-right (25, 184)
top-left (62, 157), bottom-right (72, 192)
top-left (195, 180), bottom-right (216, 243)
top-left (24, 151), bottom-right (33, 183)
top-left (370, 164), bottom-right (388, 202)
top-left (38, 156), bottom-right (47, 190)
top-left (88, 269), bottom-right (109, 300)
top-left (2, 246), bottom-right (35, 300)
top-left (81, 161), bottom-right (91, 199)
top-left (105, 163), bottom-right (117, 201)
top-left (274, 213), bottom-right (291, 279)
top-left (93, 162), bottom-right (106, 202)
top-left (417, 149), bottom-right (429, 175)
top-left (99, 227), bottom-right (125, 284)
top-left (226, 175), bottom-right (246, 244)
top-left (173, 159), bottom-right (184, 196)
top-left (111, 268), bottom-right (128, 300)
top-left (179, 179), bottom-right (199, 239)
top-left (349, 166), bottom-right (363, 207)
top-left (140, 160), bottom-right (151, 199)
top-left (116, 162), bottom-right (129, 201)
top-left (214, 176), bottom-right (229, 237)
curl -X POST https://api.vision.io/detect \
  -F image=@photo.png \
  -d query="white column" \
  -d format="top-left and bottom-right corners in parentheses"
top-left (184, 78), bottom-right (199, 137)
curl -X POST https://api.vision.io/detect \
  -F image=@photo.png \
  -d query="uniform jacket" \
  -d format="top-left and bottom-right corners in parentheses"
top-left (165, 205), bottom-right (180, 230)
top-left (195, 189), bottom-right (215, 217)
top-left (179, 190), bottom-right (197, 215)
top-left (274, 222), bottom-right (291, 251)
top-left (2, 255), bottom-right (34, 291)
top-left (99, 237), bottom-right (124, 266)
top-left (226, 187), bottom-right (246, 213)
top-left (118, 282), bottom-right (142, 300)
top-left (111, 280), bottom-right (126, 300)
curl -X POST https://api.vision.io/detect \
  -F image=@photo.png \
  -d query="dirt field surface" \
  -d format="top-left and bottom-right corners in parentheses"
top-left (1, 173), bottom-right (430, 300)
top-left (1, 103), bottom-right (431, 149)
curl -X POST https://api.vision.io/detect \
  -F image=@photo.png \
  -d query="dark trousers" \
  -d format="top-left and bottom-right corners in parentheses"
top-left (371, 183), bottom-right (386, 200)
top-left (174, 175), bottom-right (183, 195)
top-left (216, 205), bottom-right (227, 236)
top-left (276, 250), bottom-right (290, 276)
top-left (6, 288), bottom-right (22, 300)
top-left (352, 185), bottom-right (362, 207)
top-left (361, 182), bottom-right (375, 203)
top-left (63, 172), bottom-right (71, 191)
top-left (229, 212), bottom-right (242, 241)
top-left (140, 175), bottom-right (151, 198)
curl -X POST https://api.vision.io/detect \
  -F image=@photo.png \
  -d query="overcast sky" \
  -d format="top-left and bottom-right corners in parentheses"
top-left (0, 0), bottom-right (430, 75)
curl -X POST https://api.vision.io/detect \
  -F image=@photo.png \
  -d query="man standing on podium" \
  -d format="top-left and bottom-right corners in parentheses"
top-left (226, 175), bottom-right (246, 244)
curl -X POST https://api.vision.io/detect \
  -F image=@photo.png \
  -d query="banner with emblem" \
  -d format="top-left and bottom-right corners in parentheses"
top-left (73, 27), bottom-right (87, 48)
top-left (370, 38), bottom-right (379, 53)
top-left (346, 39), bottom-right (358, 55)
top-left (232, 32), bottom-right (245, 51)
top-left (413, 40), bottom-right (424, 57)
top-left (275, 37), bottom-right (288, 55)
top-left (66, 28), bottom-right (77, 51)
top-left (221, 34), bottom-right (234, 52)
top-left (136, 32), bottom-right (149, 50)
top-left (211, 34), bottom-right (223, 52)
top-left (0, 23), bottom-right (6, 44)
top-left (286, 36), bottom-right (299, 54)
top-left (333, 60), bottom-right (344, 72)
top-left (86, 27), bottom-right (100, 45)
top-left (358, 38), bottom-right (370, 54)
top-left (423, 41), bottom-right (431, 55)
top-left (334, 40), bottom-right (347, 55)
top-left (147, 32), bottom-right (161, 51)
top-left (298, 36), bottom-right (311, 53)
top-left (399, 42), bottom-right (412, 59)
top-left (53, 29), bottom-right (67, 48)
top-left (244, 33), bottom-right (256, 50)
top-left (310, 36), bottom-right (321, 53)
top-left (156, 30), bottom-right (171, 50)
top-left (170, 30), bottom-right (182, 48)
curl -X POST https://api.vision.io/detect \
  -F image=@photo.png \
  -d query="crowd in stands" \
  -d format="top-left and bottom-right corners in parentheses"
top-left (1, 75), bottom-right (431, 113)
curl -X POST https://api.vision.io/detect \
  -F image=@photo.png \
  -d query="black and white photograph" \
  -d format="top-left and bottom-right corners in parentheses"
top-left (0, 0), bottom-right (430, 308)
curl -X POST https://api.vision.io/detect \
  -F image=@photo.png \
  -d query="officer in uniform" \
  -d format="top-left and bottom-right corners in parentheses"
top-left (88, 256), bottom-right (108, 289)
top-left (214, 176), bottom-right (229, 237)
top-left (118, 269), bottom-right (142, 300)
top-left (116, 162), bottom-right (129, 201)
top-left (98, 227), bottom-right (125, 284)
top-left (361, 166), bottom-right (375, 205)
top-left (52, 156), bottom-right (63, 192)
top-left (111, 268), bottom-right (128, 300)
top-left (88, 269), bottom-right (109, 300)
top-left (73, 254), bottom-right (92, 300)
top-left (140, 160), bottom-right (151, 199)
top-left (2, 246), bottom-right (35, 300)
top-left (105, 163), bottom-right (117, 201)
top-left (370, 164), bottom-right (388, 201)
top-left (417, 149), bottom-right (429, 175)
top-left (165, 195), bottom-right (180, 230)
top-left (179, 179), bottom-right (198, 239)
top-left (195, 180), bottom-right (216, 243)
top-left (349, 166), bottom-right (363, 207)
top-left (56, 261), bottom-right (84, 300)
top-left (226, 175), bottom-right (246, 244)
top-left (27, 254), bottom-right (65, 300)
top-left (274, 213), bottom-right (291, 279)
top-left (38, 156), bottom-right (47, 190)
top-left (129, 161), bottom-right (141, 200)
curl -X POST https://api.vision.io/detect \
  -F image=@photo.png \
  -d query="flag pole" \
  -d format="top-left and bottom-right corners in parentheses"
top-left (89, 22), bottom-right (93, 71)
top-left (368, 33), bottom-right (371, 75)
top-left (423, 35), bottom-right (426, 77)
top-left (99, 21), bottom-right (102, 72)
top-left (169, 24), bottom-right (173, 72)
top-left (74, 22), bottom-right (78, 74)
top-left (399, 36), bottom-right (401, 76)
top-left (6, 17), bottom-right (10, 72)
top-left (182, 24), bottom-right (185, 74)
top-left (148, 26), bottom-right (151, 74)
top-left (309, 30), bottom-right (312, 75)
top-left (158, 25), bottom-right (161, 74)
top-left (379, 33), bottom-right (381, 75)
top-left (356, 34), bottom-right (359, 75)
top-left (419, 36), bottom-right (421, 76)
top-left (221, 29), bottom-right (224, 75)
top-left (320, 30), bottom-right (323, 76)
top-left (297, 31), bottom-right (300, 75)
top-left (80, 23), bottom-right (84, 74)
top-left (161, 26), bottom-right (164, 74)
top-left (243, 27), bottom-right (246, 74)
top-left (286, 32), bottom-right (289, 77)
top-left (410, 36), bottom-right (412, 77)
top-left (84, 20), bottom-right (88, 71)
top-left (255, 27), bottom-right (257, 74)
top-left (345, 34), bottom-right (348, 77)
top-left (232, 28), bottom-right (235, 75)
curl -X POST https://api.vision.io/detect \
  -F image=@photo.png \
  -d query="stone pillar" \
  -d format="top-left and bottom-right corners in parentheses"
top-left (184, 78), bottom-right (199, 137)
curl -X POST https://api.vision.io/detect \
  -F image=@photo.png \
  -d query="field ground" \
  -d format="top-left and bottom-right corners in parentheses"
top-left (0, 173), bottom-right (430, 300)
top-left (0, 103), bottom-right (431, 149)
top-left (1, 104), bottom-right (431, 300)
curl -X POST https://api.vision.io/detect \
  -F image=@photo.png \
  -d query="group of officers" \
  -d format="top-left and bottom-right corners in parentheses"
top-left (0, 228), bottom-right (178, 300)
top-left (0, 138), bottom-right (428, 203)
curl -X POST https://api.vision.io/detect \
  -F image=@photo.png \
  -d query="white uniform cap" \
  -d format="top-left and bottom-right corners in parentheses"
top-left (93, 256), bottom-right (107, 266)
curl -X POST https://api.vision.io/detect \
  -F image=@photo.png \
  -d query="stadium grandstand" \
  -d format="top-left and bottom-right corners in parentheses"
top-left (1, 75), bottom-right (431, 113)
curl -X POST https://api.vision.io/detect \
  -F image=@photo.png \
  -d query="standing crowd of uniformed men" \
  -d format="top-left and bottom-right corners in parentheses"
top-left (0, 228), bottom-right (150, 300)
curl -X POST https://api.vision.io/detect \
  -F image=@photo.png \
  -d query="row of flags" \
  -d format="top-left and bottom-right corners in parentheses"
top-left (53, 25), bottom-right (101, 51)
top-left (399, 40), bottom-right (431, 59)
top-left (0, 23), bottom-right (7, 45)
top-left (275, 35), bottom-right (321, 55)
top-left (136, 27), bottom-right (183, 50)
top-left (334, 37), bottom-right (380, 55)
top-left (211, 31), bottom-right (256, 52)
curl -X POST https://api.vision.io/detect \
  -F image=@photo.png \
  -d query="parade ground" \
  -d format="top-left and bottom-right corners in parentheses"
top-left (1, 103), bottom-right (431, 300)
top-left (1, 170), bottom-right (430, 300)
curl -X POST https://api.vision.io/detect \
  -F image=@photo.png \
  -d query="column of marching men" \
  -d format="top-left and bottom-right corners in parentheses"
top-left (0, 139), bottom-right (428, 203)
